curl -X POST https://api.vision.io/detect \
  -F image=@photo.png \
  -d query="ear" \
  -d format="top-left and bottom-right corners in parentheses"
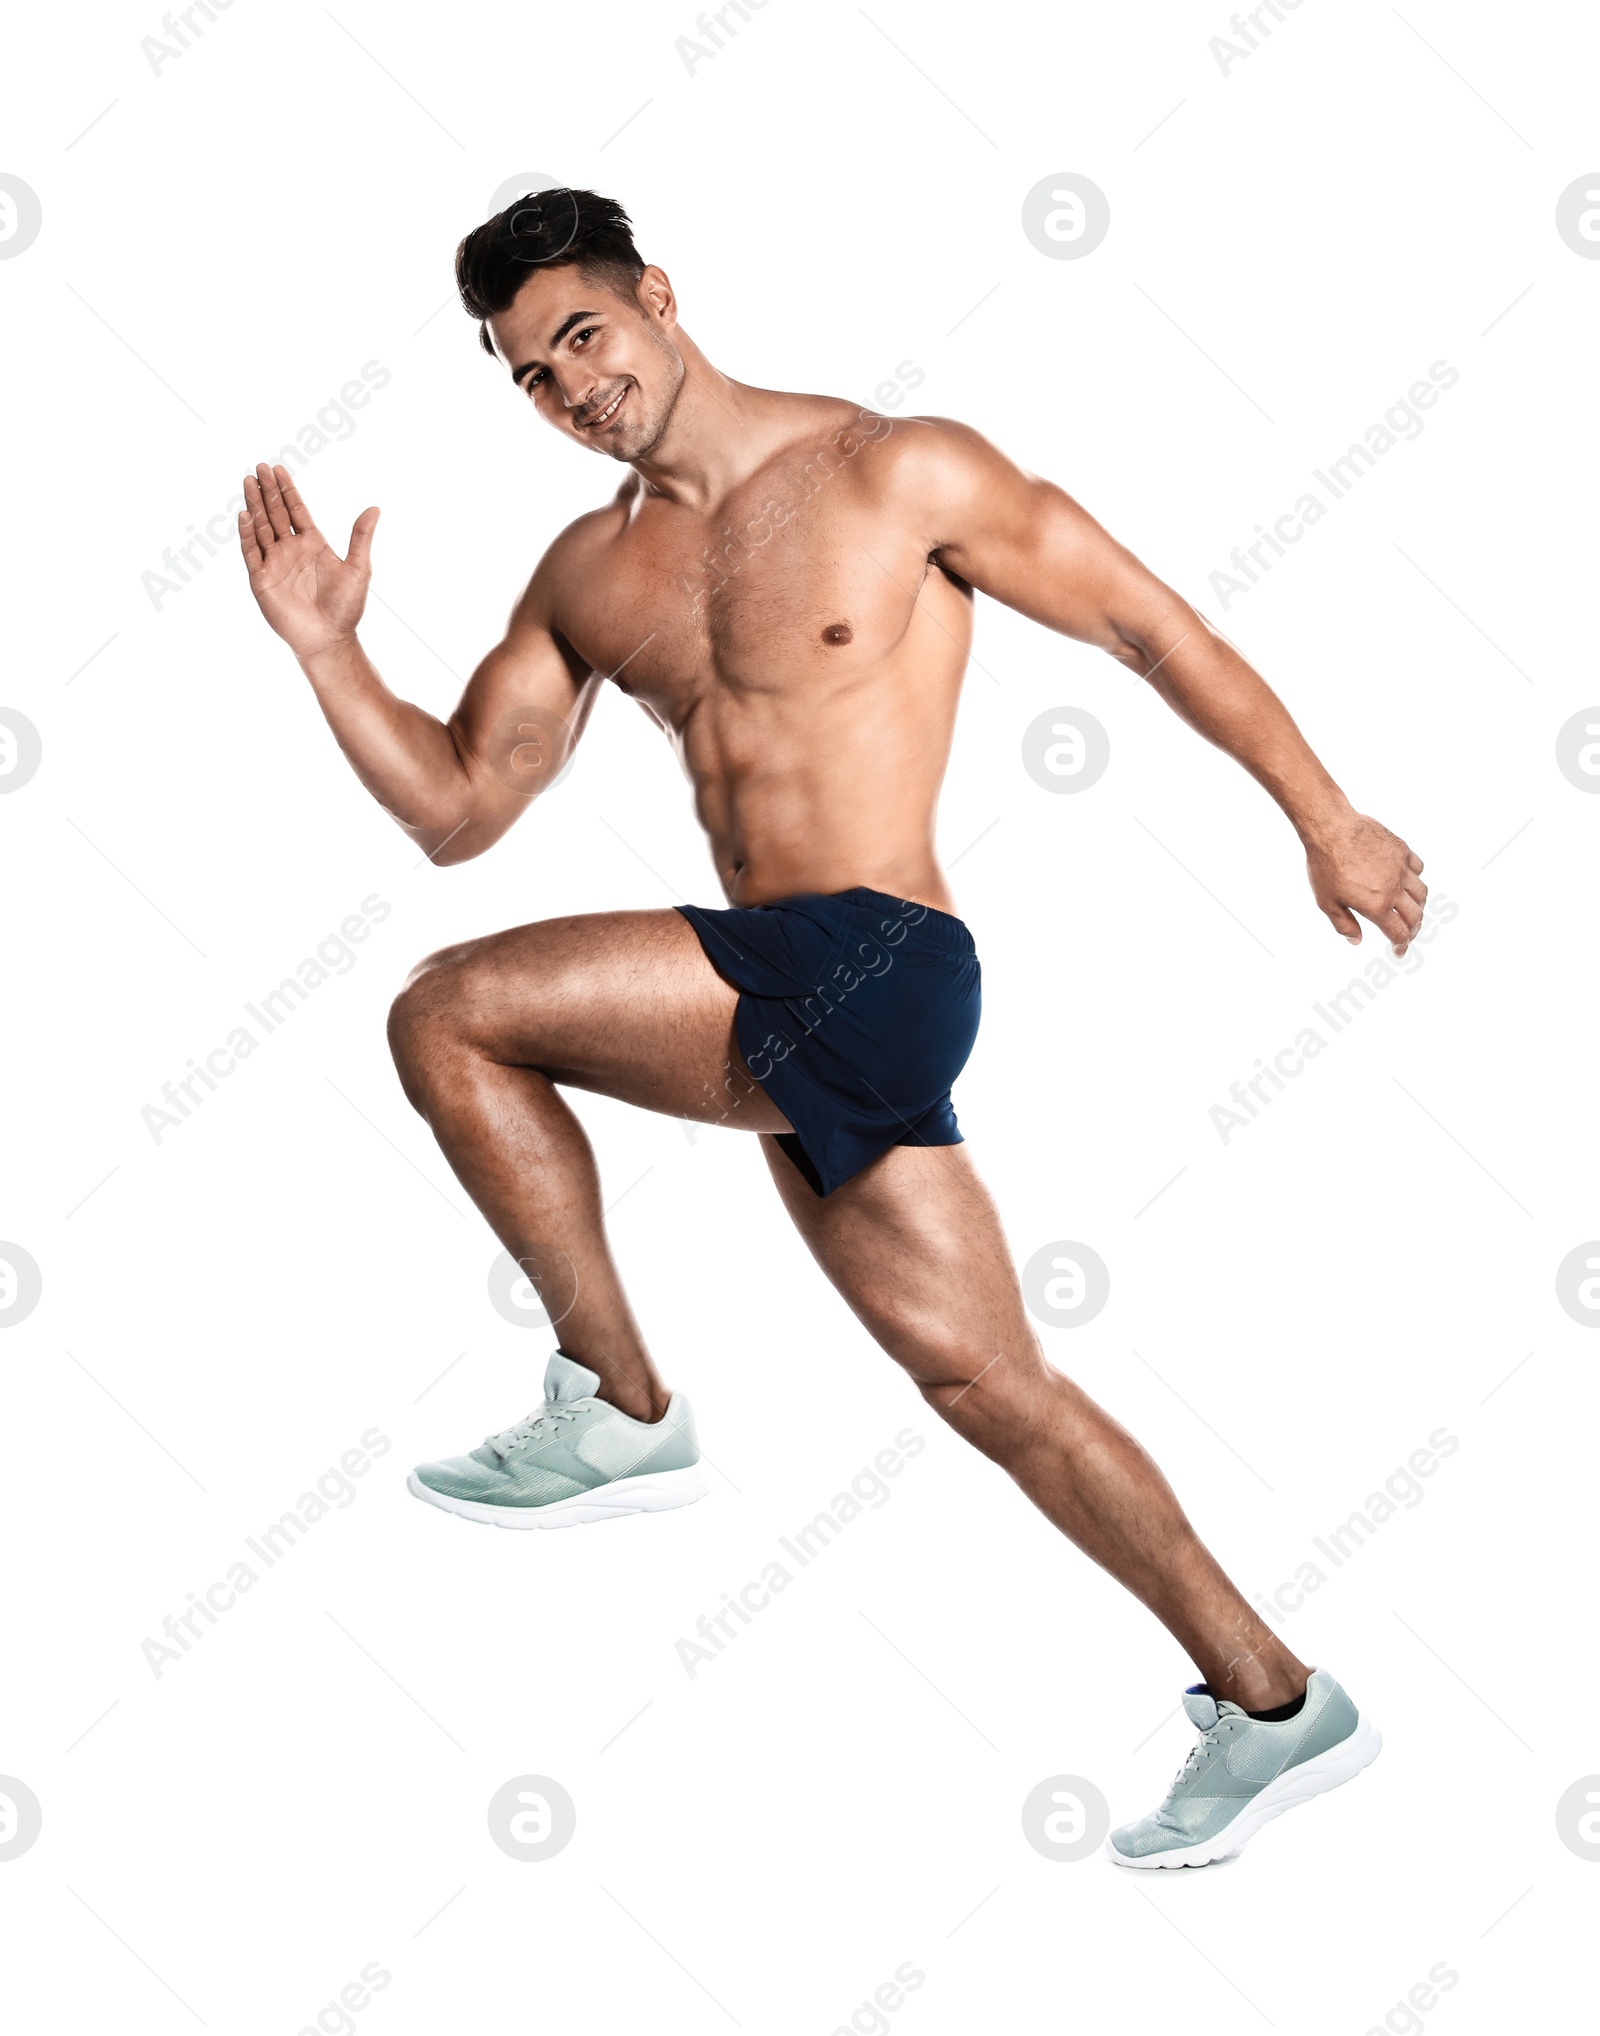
top-left (638, 264), bottom-right (678, 329)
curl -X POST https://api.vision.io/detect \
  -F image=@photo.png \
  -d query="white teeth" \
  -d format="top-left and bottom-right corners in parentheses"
top-left (591, 389), bottom-right (624, 426)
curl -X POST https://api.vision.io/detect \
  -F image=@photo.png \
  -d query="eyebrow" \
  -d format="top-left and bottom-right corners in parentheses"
top-left (510, 310), bottom-right (601, 387)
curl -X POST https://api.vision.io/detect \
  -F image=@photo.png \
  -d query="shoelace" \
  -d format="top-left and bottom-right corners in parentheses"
top-left (485, 1404), bottom-right (579, 1461)
top-left (1156, 1719), bottom-right (1233, 1828)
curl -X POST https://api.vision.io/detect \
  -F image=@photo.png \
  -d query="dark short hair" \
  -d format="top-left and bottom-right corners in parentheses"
top-left (456, 188), bottom-right (647, 357)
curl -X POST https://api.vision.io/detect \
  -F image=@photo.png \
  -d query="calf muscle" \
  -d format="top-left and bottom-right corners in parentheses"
top-left (385, 907), bottom-right (788, 1419)
top-left (758, 1138), bottom-right (1307, 1709)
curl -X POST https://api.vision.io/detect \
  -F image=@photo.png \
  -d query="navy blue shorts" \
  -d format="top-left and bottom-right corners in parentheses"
top-left (675, 886), bottom-right (982, 1198)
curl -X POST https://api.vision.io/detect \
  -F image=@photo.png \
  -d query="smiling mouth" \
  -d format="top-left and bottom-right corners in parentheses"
top-left (583, 386), bottom-right (628, 430)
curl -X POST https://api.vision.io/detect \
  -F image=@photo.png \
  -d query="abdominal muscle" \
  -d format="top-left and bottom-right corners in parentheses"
top-left (589, 442), bottom-right (977, 915)
top-left (674, 664), bottom-right (963, 914)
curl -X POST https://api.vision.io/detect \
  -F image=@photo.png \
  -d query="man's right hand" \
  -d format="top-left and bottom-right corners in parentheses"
top-left (238, 462), bottom-right (380, 660)
top-left (236, 465), bottom-right (594, 865)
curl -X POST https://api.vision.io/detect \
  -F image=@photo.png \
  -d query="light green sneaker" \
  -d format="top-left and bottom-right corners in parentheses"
top-left (1106, 1667), bottom-right (1381, 1868)
top-left (408, 1352), bottom-right (707, 1530)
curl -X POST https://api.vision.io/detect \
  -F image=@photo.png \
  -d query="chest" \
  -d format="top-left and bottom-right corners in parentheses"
top-left (555, 460), bottom-right (940, 712)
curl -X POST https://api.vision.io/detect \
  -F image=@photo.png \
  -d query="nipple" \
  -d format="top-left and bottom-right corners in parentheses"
top-left (822, 622), bottom-right (853, 646)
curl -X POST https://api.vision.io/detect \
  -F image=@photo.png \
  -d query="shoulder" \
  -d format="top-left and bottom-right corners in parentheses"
top-left (544, 477), bottom-right (640, 570)
top-left (509, 481), bottom-right (638, 630)
top-left (790, 407), bottom-right (1043, 510)
top-left (755, 403), bottom-right (1009, 502)
top-left (865, 415), bottom-right (1068, 557)
top-left (882, 415), bottom-right (1041, 497)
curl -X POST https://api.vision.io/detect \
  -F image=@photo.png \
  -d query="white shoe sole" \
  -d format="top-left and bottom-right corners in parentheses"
top-left (407, 1462), bottom-right (709, 1530)
top-left (1105, 1711), bottom-right (1383, 1869)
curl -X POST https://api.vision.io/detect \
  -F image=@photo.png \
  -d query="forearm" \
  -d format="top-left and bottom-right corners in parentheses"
top-left (1125, 603), bottom-right (1351, 846)
top-left (296, 636), bottom-right (478, 853)
top-left (1110, 593), bottom-right (1425, 955)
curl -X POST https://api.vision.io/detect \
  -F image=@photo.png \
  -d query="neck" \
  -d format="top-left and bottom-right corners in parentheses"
top-left (628, 331), bottom-right (784, 512)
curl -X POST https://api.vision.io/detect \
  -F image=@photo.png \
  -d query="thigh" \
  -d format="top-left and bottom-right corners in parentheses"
top-left (759, 1134), bottom-right (1039, 1381)
top-left (405, 907), bottom-right (793, 1131)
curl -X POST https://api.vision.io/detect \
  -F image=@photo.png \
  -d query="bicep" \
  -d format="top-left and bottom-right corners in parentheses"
top-left (447, 594), bottom-right (597, 840)
top-left (922, 424), bottom-right (1191, 662)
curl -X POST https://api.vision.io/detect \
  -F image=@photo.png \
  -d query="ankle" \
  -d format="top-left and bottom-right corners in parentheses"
top-left (554, 1343), bottom-right (669, 1424)
top-left (1208, 1656), bottom-right (1308, 1715)
top-left (1238, 1671), bottom-right (1309, 1715)
top-left (598, 1383), bottom-right (672, 1424)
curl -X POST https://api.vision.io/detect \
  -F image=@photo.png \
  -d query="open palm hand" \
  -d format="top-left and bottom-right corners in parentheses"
top-left (238, 462), bottom-right (379, 659)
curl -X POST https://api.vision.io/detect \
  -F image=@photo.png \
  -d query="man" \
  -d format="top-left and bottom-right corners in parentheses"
top-left (238, 188), bottom-right (1416, 1867)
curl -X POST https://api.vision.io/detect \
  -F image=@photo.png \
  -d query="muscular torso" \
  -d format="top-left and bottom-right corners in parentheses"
top-left (546, 397), bottom-right (971, 910)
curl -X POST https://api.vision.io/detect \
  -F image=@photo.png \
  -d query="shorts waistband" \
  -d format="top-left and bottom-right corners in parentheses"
top-left (821, 886), bottom-right (976, 955)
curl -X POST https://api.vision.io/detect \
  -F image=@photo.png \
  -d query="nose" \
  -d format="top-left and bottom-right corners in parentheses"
top-left (554, 365), bottom-right (598, 414)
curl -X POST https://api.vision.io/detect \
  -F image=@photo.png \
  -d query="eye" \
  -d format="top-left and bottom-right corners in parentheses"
top-left (571, 326), bottom-right (597, 348)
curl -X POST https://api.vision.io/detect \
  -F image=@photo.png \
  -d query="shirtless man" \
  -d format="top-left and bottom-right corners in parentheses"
top-left (238, 188), bottom-right (1418, 1867)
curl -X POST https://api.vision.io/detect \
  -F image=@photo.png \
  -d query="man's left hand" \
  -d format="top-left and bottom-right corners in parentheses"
top-left (1305, 812), bottom-right (1428, 956)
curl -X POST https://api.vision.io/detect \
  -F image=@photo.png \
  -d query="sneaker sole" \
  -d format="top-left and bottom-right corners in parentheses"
top-left (1104, 1710), bottom-right (1383, 1869)
top-left (406, 1462), bottom-right (709, 1530)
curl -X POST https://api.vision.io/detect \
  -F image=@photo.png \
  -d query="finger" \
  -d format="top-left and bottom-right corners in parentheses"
top-left (243, 473), bottom-right (276, 556)
top-left (1402, 874), bottom-right (1429, 910)
top-left (1377, 904), bottom-right (1414, 954)
top-left (276, 468), bottom-right (320, 538)
top-left (345, 505), bottom-right (381, 577)
top-left (1406, 850), bottom-right (1424, 875)
top-left (1391, 893), bottom-right (1424, 936)
top-left (1327, 903), bottom-right (1362, 944)
top-left (237, 504), bottom-right (263, 571)
top-left (255, 461), bottom-right (293, 540)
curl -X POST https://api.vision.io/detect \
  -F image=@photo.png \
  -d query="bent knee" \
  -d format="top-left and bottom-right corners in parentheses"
top-left (876, 1308), bottom-right (1012, 1401)
top-left (387, 941), bottom-right (497, 1083)
top-left (887, 1322), bottom-right (1045, 1422)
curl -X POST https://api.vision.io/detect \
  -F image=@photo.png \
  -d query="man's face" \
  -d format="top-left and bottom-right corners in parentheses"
top-left (489, 263), bottom-right (685, 462)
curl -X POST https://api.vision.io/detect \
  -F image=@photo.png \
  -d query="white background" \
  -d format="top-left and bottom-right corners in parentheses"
top-left (2, 0), bottom-right (1597, 2029)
